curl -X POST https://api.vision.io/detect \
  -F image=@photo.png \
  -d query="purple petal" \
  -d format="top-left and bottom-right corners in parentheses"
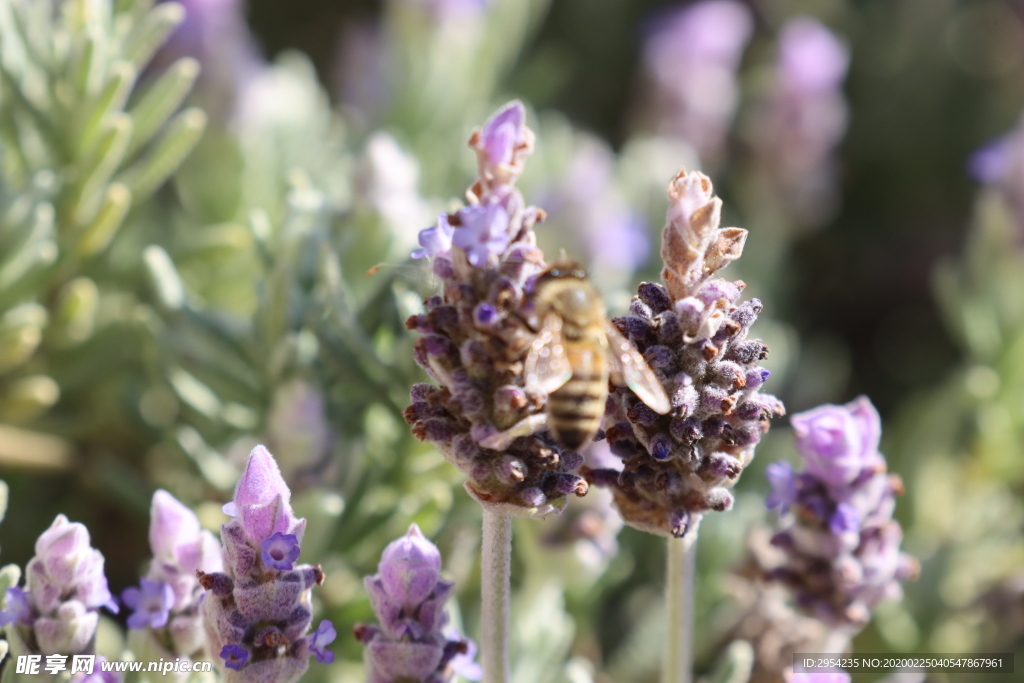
top-left (260, 532), bottom-right (301, 571)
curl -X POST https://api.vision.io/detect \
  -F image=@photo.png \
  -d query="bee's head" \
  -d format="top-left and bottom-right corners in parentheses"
top-left (533, 259), bottom-right (601, 326)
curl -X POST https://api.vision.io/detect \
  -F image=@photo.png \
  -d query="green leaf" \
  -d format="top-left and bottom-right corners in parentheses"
top-left (126, 56), bottom-right (198, 157)
top-left (77, 59), bottom-right (136, 158)
top-left (120, 1), bottom-right (184, 70)
top-left (119, 106), bottom-right (206, 201)
top-left (143, 244), bottom-right (186, 309)
top-left (69, 111), bottom-right (132, 228)
top-left (75, 181), bottom-right (131, 257)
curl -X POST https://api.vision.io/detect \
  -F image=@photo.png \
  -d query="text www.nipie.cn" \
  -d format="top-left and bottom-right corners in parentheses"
top-left (14, 655), bottom-right (214, 676)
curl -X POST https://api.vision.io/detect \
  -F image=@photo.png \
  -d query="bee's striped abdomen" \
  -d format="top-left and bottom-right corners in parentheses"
top-left (548, 344), bottom-right (607, 449)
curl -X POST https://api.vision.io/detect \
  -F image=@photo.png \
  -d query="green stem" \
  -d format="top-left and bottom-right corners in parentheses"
top-left (480, 508), bottom-right (512, 683)
top-left (663, 531), bottom-right (698, 683)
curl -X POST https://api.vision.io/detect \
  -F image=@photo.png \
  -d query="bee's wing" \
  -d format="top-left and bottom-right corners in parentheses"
top-left (525, 313), bottom-right (573, 394)
top-left (606, 322), bottom-right (671, 414)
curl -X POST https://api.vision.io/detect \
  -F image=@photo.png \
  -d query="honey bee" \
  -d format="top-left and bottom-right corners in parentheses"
top-left (526, 260), bottom-right (671, 449)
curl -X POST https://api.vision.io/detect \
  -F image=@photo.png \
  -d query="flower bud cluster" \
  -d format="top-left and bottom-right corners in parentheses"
top-left (198, 446), bottom-right (335, 682)
top-left (586, 170), bottom-right (783, 537)
top-left (0, 515), bottom-right (117, 656)
top-left (122, 490), bottom-right (223, 658)
top-left (403, 101), bottom-right (588, 517)
top-left (354, 525), bottom-right (480, 683)
top-left (765, 397), bottom-right (919, 629)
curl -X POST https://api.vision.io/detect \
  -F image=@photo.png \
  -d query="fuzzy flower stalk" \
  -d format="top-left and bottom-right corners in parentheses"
top-left (121, 490), bottom-right (223, 664)
top-left (197, 445), bottom-right (335, 682)
top-left (581, 170), bottom-right (782, 682)
top-left (0, 516), bottom-right (117, 658)
top-left (354, 525), bottom-right (481, 683)
top-left (765, 397), bottom-right (919, 646)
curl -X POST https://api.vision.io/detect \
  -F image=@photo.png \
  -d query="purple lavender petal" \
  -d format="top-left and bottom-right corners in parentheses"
top-left (260, 532), bottom-right (301, 571)
top-left (968, 137), bottom-right (1009, 183)
top-left (453, 203), bottom-right (511, 267)
top-left (123, 579), bottom-right (175, 630)
top-left (220, 644), bottom-right (249, 671)
top-left (308, 619), bottom-right (337, 664)
top-left (413, 214), bottom-right (455, 259)
top-left (0, 587), bottom-right (29, 626)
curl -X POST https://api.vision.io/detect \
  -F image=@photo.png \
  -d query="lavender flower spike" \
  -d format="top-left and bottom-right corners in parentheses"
top-left (199, 445), bottom-right (332, 683)
top-left (586, 169), bottom-right (784, 537)
top-left (355, 525), bottom-right (481, 682)
top-left (124, 490), bottom-right (223, 659)
top-left (5, 515), bottom-right (117, 656)
top-left (766, 397), bottom-right (919, 630)
top-left (404, 101), bottom-right (590, 517)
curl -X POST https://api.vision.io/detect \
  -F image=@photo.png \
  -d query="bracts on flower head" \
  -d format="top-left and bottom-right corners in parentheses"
top-left (355, 525), bottom-right (481, 683)
top-left (198, 446), bottom-right (335, 683)
top-left (585, 169), bottom-right (784, 537)
top-left (0, 515), bottom-right (117, 657)
top-left (403, 101), bottom-right (592, 518)
top-left (764, 397), bottom-right (919, 631)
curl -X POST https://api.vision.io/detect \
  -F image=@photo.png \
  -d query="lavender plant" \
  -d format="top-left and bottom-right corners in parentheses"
top-left (404, 100), bottom-right (586, 517)
top-left (0, 515), bottom-right (118, 678)
top-left (197, 445), bottom-right (335, 682)
top-left (583, 169), bottom-right (781, 682)
top-left (354, 524), bottom-right (480, 683)
top-left (587, 170), bottom-right (783, 539)
top-left (0, 0), bottom-right (204, 481)
top-left (403, 99), bottom-right (591, 681)
top-left (764, 398), bottom-right (918, 651)
top-left (122, 490), bottom-right (223, 670)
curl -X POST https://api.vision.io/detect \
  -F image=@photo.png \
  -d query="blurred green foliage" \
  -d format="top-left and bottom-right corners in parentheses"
top-left (0, 0), bottom-right (1022, 681)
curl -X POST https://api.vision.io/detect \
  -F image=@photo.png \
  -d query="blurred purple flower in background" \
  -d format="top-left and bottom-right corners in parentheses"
top-left (765, 397), bottom-right (918, 631)
top-left (157, 0), bottom-right (262, 123)
top-left (355, 525), bottom-right (480, 682)
top-left (543, 137), bottom-right (650, 280)
top-left (641, 0), bottom-right (754, 165)
top-left (3, 516), bottom-right (117, 656)
top-left (122, 579), bottom-right (175, 630)
top-left (970, 117), bottom-right (1024, 235)
top-left (265, 379), bottom-right (334, 488)
top-left (751, 17), bottom-right (850, 227)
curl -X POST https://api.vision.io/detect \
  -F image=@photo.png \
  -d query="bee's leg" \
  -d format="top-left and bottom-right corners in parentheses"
top-left (478, 413), bottom-right (548, 450)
